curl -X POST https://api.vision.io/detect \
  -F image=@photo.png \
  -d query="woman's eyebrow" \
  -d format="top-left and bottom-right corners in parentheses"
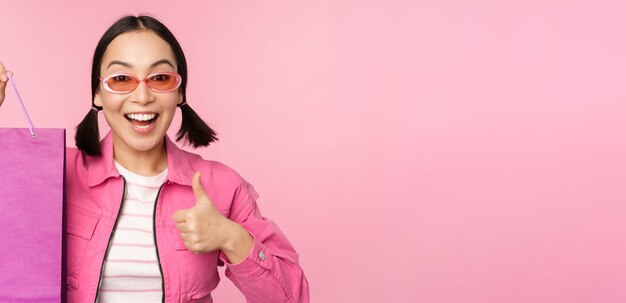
top-left (107, 60), bottom-right (132, 69)
top-left (150, 59), bottom-right (175, 69)
top-left (106, 59), bottom-right (175, 69)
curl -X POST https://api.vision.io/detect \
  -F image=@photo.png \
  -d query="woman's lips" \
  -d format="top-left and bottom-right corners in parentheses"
top-left (125, 113), bottom-right (159, 133)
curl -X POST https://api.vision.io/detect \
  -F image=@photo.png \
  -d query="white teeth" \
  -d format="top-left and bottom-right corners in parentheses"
top-left (126, 113), bottom-right (156, 121)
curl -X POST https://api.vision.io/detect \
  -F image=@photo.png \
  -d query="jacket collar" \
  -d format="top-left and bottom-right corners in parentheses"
top-left (87, 131), bottom-right (195, 187)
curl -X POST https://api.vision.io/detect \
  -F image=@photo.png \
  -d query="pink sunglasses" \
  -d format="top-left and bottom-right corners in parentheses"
top-left (100, 72), bottom-right (182, 94)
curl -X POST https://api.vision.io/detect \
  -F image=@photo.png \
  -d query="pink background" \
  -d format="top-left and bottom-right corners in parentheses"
top-left (1, 1), bottom-right (626, 302)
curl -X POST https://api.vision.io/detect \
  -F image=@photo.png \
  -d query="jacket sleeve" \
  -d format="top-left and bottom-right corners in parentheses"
top-left (219, 180), bottom-right (309, 303)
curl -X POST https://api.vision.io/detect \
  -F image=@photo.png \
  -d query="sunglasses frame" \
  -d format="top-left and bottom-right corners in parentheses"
top-left (99, 72), bottom-right (182, 94)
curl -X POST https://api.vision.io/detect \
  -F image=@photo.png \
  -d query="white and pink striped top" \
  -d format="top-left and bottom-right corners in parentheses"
top-left (96, 161), bottom-right (168, 303)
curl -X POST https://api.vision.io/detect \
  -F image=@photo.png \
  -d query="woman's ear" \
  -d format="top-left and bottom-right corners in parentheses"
top-left (93, 90), bottom-right (103, 107)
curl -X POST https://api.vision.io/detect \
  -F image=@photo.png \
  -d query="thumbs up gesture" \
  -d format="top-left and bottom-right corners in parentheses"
top-left (172, 172), bottom-right (253, 263)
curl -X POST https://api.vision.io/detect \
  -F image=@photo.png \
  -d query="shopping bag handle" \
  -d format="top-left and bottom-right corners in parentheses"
top-left (6, 71), bottom-right (36, 138)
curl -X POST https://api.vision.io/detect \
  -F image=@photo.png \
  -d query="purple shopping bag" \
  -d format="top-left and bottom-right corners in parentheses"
top-left (0, 129), bottom-right (65, 302)
top-left (0, 73), bottom-right (65, 302)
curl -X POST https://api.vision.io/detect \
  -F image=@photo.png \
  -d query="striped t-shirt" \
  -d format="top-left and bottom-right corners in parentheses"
top-left (96, 161), bottom-right (167, 303)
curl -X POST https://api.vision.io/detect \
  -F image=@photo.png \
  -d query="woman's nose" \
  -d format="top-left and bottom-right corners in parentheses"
top-left (130, 80), bottom-right (155, 105)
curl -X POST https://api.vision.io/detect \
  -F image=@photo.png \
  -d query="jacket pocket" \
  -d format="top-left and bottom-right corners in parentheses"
top-left (66, 204), bottom-right (101, 290)
top-left (169, 226), bottom-right (219, 301)
top-left (183, 292), bottom-right (213, 303)
top-left (170, 225), bottom-right (188, 251)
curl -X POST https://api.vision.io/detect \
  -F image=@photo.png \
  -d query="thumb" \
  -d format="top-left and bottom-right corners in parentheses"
top-left (0, 69), bottom-right (10, 86)
top-left (192, 172), bottom-right (211, 207)
top-left (0, 73), bottom-right (7, 94)
top-left (0, 71), bottom-right (11, 107)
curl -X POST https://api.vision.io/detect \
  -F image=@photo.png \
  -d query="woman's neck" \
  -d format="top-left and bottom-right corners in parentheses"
top-left (112, 136), bottom-right (168, 177)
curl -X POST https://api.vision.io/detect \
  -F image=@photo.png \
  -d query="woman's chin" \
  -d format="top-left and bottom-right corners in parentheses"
top-left (113, 130), bottom-right (165, 154)
top-left (129, 136), bottom-right (164, 152)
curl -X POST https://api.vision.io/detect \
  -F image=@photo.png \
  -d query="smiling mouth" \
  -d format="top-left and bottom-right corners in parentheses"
top-left (125, 113), bottom-right (159, 129)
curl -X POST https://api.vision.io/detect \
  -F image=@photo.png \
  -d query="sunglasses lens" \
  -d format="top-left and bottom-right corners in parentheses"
top-left (103, 73), bottom-right (180, 93)
top-left (147, 73), bottom-right (180, 91)
top-left (106, 75), bottom-right (138, 92)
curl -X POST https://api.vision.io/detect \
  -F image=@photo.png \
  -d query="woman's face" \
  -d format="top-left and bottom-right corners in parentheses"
top-left (94, 30), bottom-right (182, 155)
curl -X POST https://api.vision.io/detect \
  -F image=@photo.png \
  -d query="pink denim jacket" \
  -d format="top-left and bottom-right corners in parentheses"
top-left (65, 132), bottom-right (309, 302)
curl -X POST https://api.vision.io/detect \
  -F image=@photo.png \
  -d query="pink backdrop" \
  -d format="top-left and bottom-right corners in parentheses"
top-left (2, 1), bottom-right (626, 302)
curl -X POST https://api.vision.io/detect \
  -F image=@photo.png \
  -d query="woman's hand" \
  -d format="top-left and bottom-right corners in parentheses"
top-left (172, 172), bottom-right (254, 264)
top-left (0, 61), bottom-right (8, 108)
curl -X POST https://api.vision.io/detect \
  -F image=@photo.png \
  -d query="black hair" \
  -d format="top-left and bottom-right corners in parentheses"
top-left (75, 15), bottom-right (218, 156)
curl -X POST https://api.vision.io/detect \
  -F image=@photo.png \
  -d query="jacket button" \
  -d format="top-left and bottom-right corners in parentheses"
top-left (258, 251), bottom-right (266, 261)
